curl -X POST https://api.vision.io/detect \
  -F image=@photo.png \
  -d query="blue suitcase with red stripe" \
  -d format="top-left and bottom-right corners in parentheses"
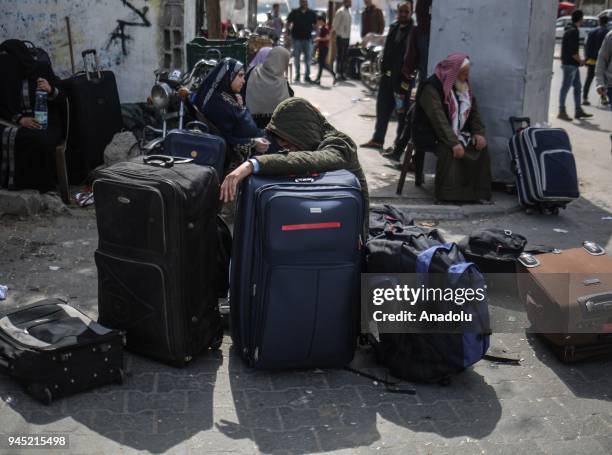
top-left (230, 170), bottom-right (364, 369)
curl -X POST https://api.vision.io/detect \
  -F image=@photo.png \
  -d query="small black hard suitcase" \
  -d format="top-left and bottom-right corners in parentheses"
top-left (66, 49), bottom-right (122, 183)
top-left (93, 157), bottom-right (223, 366)
top-left (0, 299), bottom-right (125, 405)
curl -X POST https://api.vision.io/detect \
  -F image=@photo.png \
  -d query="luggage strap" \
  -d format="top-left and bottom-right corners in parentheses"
top-left (483, 354), bottom-right (522, 366)
top-left (343, 366), bottom-right (416, 395)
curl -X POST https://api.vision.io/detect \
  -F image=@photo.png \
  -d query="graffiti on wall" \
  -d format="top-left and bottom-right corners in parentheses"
top-left (106, 0), bottom-right (152, 62)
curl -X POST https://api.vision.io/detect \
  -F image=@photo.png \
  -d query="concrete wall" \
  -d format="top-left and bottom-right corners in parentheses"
top-left (0, 0), bottom-right (163, 103)
top-left (428, 0), bottom-right (557, 183)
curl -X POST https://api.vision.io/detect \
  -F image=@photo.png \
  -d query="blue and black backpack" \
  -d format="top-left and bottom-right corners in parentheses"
top-left (365, 220), bottom-right (491, 384)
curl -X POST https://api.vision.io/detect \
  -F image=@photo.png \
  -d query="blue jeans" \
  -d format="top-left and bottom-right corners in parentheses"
top-left (608, 88), bottom-right (612, 110)
top-left (559, 64), bottom-right (582, 112)
top-left (292, 39), bottom-right (312, 79)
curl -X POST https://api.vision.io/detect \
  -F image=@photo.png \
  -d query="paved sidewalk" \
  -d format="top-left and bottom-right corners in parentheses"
top-left (0, 62), bottom-right (611, 455)
top-left (1, 210), bottom-right (611, 455)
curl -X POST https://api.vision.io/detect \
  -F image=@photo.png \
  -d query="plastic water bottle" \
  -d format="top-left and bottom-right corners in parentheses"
top-left (34, 90), bottom-right (48, 129)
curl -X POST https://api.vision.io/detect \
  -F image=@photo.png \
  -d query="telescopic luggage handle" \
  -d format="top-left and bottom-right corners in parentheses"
top-left (509, 116), bottom-right (531, 134)
top-left (81, 49), bottom-right (102, 81)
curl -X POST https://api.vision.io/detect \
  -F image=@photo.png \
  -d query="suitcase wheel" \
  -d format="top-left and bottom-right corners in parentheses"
top-left (210, 329), bottom-right (224, 351)
top-left (27, 384), bottom-right (53, 405)
top-left (43, 387), bottom-right (53, 405)
top-left (116, 368), bottom-right (126, 385)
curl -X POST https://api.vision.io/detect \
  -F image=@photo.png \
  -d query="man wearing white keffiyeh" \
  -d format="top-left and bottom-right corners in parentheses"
top-left (411, 53), bottom-right (492, 203)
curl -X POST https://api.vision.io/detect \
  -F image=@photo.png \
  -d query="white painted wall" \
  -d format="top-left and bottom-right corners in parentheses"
top-left (0, 0), bottom-right (162, 103)
top-left (428, 0), bottom-right (557, 183)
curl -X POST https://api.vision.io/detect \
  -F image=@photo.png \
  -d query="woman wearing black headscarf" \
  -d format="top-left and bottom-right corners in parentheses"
top-left (0, 39), bottom-right (65, 192)
top-left (192, 57), bottom-right (270, 174)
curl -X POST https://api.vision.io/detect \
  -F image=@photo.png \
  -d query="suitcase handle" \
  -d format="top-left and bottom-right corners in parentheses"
top-left (509, 116), bottom-right (531, 134)
top-left (204, 49), bottom-right (223, 61)
top-left (185, 121), bottom-right (209, 133)
top-left (81, 49), bottom-right (102, 81)
top-left (143, 155), bottom-right (175, 168)
top-left (143, 155), bottom-right (193, 167)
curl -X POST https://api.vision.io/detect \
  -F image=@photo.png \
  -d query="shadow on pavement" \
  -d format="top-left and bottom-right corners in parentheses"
top-left (0, 350), bottom-right (223, 453)
top-left (215, 347), bottom-right (502, 453)
top-left (527, 334), bottom-right (612, 402)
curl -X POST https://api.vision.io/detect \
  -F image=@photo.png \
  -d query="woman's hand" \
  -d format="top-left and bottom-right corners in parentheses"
top-left (19, 117), bottom-right (42, 129)
top-left (473, 134), bottom-right (487, 151)
top-left (253, 137), bottom-right (270, 154)
top-left (452, 143), bottom-right (465, 159)
top-left (220, 161), bottom-right (254, 203)
top-left (36, 78), bottom-right (52, 94)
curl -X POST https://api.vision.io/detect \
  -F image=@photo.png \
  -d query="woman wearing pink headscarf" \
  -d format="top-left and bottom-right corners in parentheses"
top-left (411, 53), bottom-right (491, 203)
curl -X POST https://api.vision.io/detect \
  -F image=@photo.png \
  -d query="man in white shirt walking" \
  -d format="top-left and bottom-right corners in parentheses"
top-left (332, 0), bottom-right (352, 81)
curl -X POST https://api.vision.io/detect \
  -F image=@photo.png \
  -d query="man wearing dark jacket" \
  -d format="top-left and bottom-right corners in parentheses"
top-left (361, 0), bottom-right (384, 37)
top-left (583, 15), bottom-right (610, 106)
top-left (361, 1), bottom-right (414, 150)
top-left (558, 10), bottom-right (593, 120)
top-left (287, 0), bottom-right (317, 83)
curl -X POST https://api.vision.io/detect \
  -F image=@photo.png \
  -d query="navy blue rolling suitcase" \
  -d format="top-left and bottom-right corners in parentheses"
top-left (162, 125), bottom-right (226, 177)
top-left (230, 170), bottom-right (364, 369)
top-left (508, 125), bottom-right (579, 214)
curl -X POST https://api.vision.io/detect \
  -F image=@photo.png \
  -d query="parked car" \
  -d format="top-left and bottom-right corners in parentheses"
top-left (598, 9), bottom-right (612, 20)
top-left (555, 15), bottom-right (599, 41)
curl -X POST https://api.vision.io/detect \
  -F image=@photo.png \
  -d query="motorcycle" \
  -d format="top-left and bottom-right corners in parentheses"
top-left (359, 33), bottom-right (385, 93)
top-left (141, 58), bottom-right (217, 153)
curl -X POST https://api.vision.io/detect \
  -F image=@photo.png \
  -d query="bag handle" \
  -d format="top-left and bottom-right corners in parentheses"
top-left (81, 49), bottom-right (101, 81)
top-left (509, 116), bottom-right (531, 134)
top-left (415, 243), bottom-right (455, 274)
top-left (143, 155), bottom-right (174, 168)
top-left (185, 120), bottom-right (209, 133)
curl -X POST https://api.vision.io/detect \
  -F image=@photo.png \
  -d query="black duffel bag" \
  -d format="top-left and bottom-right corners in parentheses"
top-left (458, 228), bottom-right (528, 273)
top-left (365, 225), bottom-right (491, 384)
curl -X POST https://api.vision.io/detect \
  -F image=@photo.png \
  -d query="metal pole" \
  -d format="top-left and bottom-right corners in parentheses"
top-left (65, 16), bottom-right (75, 74)
top-left (248, 0), bottom-right (258, 30)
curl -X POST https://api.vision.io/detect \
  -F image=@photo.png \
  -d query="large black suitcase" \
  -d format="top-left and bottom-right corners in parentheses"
top-left (230, 170), bottom-right (364, 369)
top-left (93, 157), bottom-right (223, 366)
top-left (0, 299), bottom-right (125, 405)
top-left (66, 49), bottom-right (122, 183)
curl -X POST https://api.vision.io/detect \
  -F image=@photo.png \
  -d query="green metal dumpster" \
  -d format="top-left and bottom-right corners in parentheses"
top-left (186, 37), bottom-right (248, 70)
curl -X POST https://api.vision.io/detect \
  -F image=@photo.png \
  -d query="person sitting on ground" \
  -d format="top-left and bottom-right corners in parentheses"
top-left (411, 53), bottom-right (492, 204)
top-left (243, 46), bottom-right (293, 129)
top-left (219, 97), bottom-right (369, 216)
top-left (0, 39), bottom-right (65, 193)
top-left (192, 57), bottom-right (270, 173)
